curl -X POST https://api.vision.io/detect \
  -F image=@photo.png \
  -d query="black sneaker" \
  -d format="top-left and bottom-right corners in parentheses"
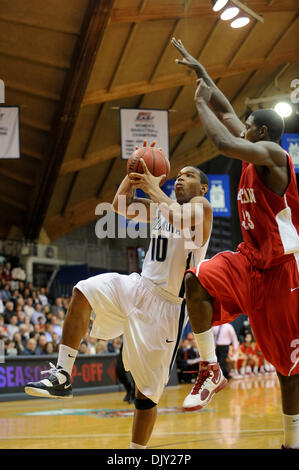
top-left (24, 362), bottom-right (73, 399)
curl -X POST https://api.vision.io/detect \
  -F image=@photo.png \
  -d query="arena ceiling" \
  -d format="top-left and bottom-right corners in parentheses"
top-left (0, 0), bottom-right (298, 242)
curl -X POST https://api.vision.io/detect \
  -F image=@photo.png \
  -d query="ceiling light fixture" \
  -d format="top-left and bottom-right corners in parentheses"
top-left (245, 95), bottom-right (294, 118)
top-left (211, 0), bottom-right (263, 29)
top-left (220, 7), bottom-right (239, 20)
top-left (230, 16), bottom-right (250, 28)
top-left (212, 0), bottom-right (229, 12)
top-left (274, 102), bottom-right (293, 118)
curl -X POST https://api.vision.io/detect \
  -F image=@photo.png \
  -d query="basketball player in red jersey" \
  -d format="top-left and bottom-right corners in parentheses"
top-left (172, 38), bottom-right (299, 449)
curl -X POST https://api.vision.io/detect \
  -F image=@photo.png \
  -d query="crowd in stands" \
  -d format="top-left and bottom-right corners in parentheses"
top-left (177, 317), bottom-right (276, 383)
top-left (0, 259), bottom-right (121, 358)
top-left (1, 257), bottom-right (276, 386)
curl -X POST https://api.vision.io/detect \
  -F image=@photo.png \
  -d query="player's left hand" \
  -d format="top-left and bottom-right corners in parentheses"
top-left (194, 78), bottom-right (212, 104)
top-left (129, 158), bottom-right (165, 193)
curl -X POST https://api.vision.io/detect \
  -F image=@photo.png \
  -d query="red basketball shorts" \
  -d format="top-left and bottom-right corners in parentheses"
top-left (186, 251), bottom-right (299, 377)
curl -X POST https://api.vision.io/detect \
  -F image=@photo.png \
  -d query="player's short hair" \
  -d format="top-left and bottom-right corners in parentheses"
top-left (251, 108), bottom-right (285, 143)
top-left (190, 166), bottom-right (209, 187)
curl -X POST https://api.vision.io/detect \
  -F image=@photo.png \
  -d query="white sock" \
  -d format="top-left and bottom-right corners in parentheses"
top-left (130, 442), bottom-right (146, 449)
top-left (283, 413), bottom-right (299, 449)
top-left (194, 328), bottom-right (217, 363)
top-left (57, 344), bottom-right (78, 375)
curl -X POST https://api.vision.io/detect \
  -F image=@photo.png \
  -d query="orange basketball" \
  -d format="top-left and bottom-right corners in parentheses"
top-left (127, 146), bottom-right (170, 186)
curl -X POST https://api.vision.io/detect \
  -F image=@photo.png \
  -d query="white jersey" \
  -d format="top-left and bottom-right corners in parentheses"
top-left (141, 209), bottom-right (211, 301)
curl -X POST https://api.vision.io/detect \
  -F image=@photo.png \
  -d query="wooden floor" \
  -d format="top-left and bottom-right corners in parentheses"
top-left (0, 374), bottom-right (283, 449)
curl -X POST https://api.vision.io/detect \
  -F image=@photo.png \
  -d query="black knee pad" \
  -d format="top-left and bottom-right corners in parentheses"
top-left (134, 397), bottom-right (156, 410)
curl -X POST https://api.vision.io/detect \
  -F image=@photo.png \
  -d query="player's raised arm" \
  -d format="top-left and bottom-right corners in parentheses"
top-left (111, 174), bottom-right (155, 223)
top-left (194, 79), bottom-right (287, 169)
top-left (171, 37), bottom-right (245, 137)
top-left (130, 160), bottom-right (213, 246)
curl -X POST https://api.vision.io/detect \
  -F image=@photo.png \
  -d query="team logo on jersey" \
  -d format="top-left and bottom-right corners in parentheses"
top-left (237, 188), bottom-right (256, 204)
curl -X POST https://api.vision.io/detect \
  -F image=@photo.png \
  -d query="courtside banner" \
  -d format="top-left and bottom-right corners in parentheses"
top-left (0, 354), bottom-right (118, 395)
top-left (120, 108), bottom-right (169, 160)
top-left (281, 133), bottom-right (299, 173)
top-left (0, 105), bottom-right (20, 159)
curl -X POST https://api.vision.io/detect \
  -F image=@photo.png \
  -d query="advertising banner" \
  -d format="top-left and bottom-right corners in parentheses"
top-left (0, 354), bottom-right (118, 396)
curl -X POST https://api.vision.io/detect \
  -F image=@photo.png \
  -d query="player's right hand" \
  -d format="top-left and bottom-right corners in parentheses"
top-left (171, 37), bottom-right (202, 72)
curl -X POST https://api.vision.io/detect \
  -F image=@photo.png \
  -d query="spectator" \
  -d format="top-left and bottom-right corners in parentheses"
top-left (15, 296), bottom-right (25, 310)
top-left (0, 314), bottom-right (8, 336)
top-left (24, 297), bottom-right (35, 319)
top-left (3, 301), bottom-right (15, 323)
top-left (38, 287), bottom-right (48, 306)
top-left (0, 326), bottom-right (8, 340)
top-left (95, 339), bottom-right (110, 355)
top-left (1, 283), bottom-right (12, 303)
top-left (12, 332), bottom-right (25, 355)
top-left (35, 333), bottom-right (48, 355)
top-left (31, 290), bottom-right (38, 306)
top-left (0, 296), bottom-right (4, 314)
top-left (23, 338), bottom-right (37, 355)
top-left (50, 315), bottom-right (62, 341)
top-left (16, 305), bottom-right (26, 325)
top-left (23, 288), bottom-right (31, 299)
top-left (51, 297), bottom-right (64, 317)
top-left (176, 338), bottom-right (200, 383)
top-left (213, 323), bottom-right (239, 380)
top-left (18, 324), bottom-right (30, 347)
top-left (5, 338), bottom-right (18, 356)
top-left (3, 262), bottom-right (12, 282)
top-left (7, 314), bottom-right (19, 340)
top-left (78, 340), bottom-right (88, 354)
top-left (235, 333), bottom-right (255, 377)
top-left (52, 332), bottom-right (60, 353)
top-left (44, 323), bottom-right (54, 342)
top-left (31, 303), bottom-right (46, 325)
top-left (85, 335), bottom-right (97, 355)
top-left (56, 309), bottom-right (65, 327)
top-left (18, 281), bottom-right (25, 296)
top-left (44, 342), bottom-right (55, 355)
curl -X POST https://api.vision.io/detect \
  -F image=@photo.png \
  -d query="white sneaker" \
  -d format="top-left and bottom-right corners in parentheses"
top-left (183, 362), bottom-right (227, 412)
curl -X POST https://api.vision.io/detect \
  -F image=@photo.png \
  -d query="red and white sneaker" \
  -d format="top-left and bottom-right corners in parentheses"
top-left (183, 362), bottom-right (227, 411)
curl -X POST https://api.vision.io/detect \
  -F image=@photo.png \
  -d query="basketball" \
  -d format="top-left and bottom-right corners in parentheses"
top-left (127, 146), bottom-right (170, 186)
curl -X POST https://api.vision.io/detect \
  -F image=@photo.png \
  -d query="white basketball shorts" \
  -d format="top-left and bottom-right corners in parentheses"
top-left (74, 272), bottom-right (186, 404)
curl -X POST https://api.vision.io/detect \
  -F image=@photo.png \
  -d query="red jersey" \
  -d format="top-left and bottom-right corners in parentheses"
top-left (237, 153), bottom-right (299, 269)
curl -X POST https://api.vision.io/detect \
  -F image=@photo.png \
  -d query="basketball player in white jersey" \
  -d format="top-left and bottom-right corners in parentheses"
top-left (24, 148), bottom-right (213, 449)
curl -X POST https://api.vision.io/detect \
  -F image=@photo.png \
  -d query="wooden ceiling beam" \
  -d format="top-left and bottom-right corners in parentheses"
top-left (110, 1), bottom-right (299, 23)
top-left (0, 15), bottom-right (81, 36)
top-left (0, 49), bottom-right (70, 71)
top-left (82, 49), bottom-right (299, 106)
top-left (0, 193), bottom-right (27, 212)
top-left (22, 147), bottom-right (44, 161)
top-left (24, 0), bottom-right (115, 241)
top-left (60, 144), bottom-right (121, 175)
top-left (0, 168), bottom-right (34, 187)
top-left (5, 80), bottom-right (60, 102)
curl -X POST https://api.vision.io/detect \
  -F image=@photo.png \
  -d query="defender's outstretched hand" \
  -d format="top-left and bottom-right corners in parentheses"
top-left (195, 78), bottom-right (212, 105)
top-left (171, 37), bottom-right (204, 75)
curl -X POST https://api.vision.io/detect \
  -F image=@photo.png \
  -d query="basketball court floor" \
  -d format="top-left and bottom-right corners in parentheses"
top-left (0, 374), bottom-right (283, 449)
